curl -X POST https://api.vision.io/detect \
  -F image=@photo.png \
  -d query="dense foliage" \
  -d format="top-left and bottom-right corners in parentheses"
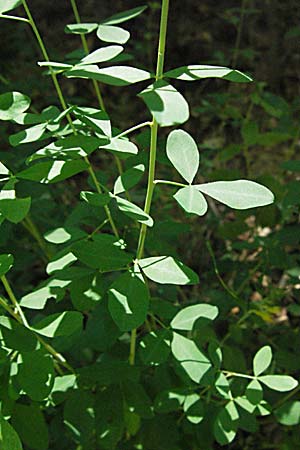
top-left (0, 1), bottom-right (300, 449)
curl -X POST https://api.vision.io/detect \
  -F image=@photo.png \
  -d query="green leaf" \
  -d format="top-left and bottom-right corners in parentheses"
top-left (65, 22), bottom-right (98, 34)
top-left (44, 226), bottom-right (86, 244)
top-left (103, 5), bottom-right (147, 25)
top-left (170, 304), bottom-right (219, 330)
top-left (253, 345), bottom-right (273, 376)
top-left (108, 270), bottom-right (149, 331)
top-left (84, 302), bottom-right (121, 351)
top-left (0, 197), bottom-right (31, 223)
top-left (139, 330), bottom-right (171, 365)
top-left (0, 162), bottom-right (10, 180)
top-left (171, 332), bottom-right (211, 384)
top-left (65, 65), bottom-right (151, 86)
top-left (72, 235), bottom-right (132, 271)
top-left (174, 186), bottom-right (208, 216)
top-left (115, 196), bottom-right (153, 226)
top-left (246, 379), bottom-right (263, 405)
top-left (63, 390), bottom-right (95, 448)
top-left (214, 401), bottom-right (239, 445)
top-left (0, 92), bottom-right (30, 121)
top-left (97, 25), bottom-right (130, 44)
top-left (215, 373), bottom-right (232, 399)
top-left (31, 311), bottom-right (83, 337)
top-left (9, 123), bottom-right (47, 147)
top-left (12, 404), bottom-right (49, 450)
top-left (100, 136), bottom-right (138, 158)
top-left (139, 80), bottom-right (189, 127)
top-left (17, 159), bottom-right (89, 183)
top-left (80, 45), bottom-right (123, 64)
top-left (154, 389), bottom-right (185, 413)
top-left (259, 375), bottom-right (298, 392)
top-left (139, 256), bottom-right (199, 285)
top-left (46, 251), bottom-right (77, 275)
top-left (16, 349), bottom-right (55, 401)
top-left (183, 394), bottom-right (204, 424)
top-left (0, 316), bottom-right (38, 352)
top-left (114, 164), bottom-right (145, 194)
top-left (0, 417), bottom-right (23, 450)
top-left (80, 191), bottom-right (111, 207)
top-left (241, 121), bottom-right (259, 146)
top-left (73, 106), bottom-right (111, 137)
top-left (164, 65), bottom-right (252, 83)
top-left (196, 180), bottom-right (274, 209)
top-left (28, 135), bottom-right (106, 162)
top-left (20, 278), bottom-right (70, 309)
top-left (275, 401), bottom-right (300, 426)
top-left (122, 380), bottom-right (153, 418)
top-left (166, 129), bottom-right (199, 183)
top-left (95, 386), bottom-right (124, 449)
top-left (0, 253), bottom-right (14, 277)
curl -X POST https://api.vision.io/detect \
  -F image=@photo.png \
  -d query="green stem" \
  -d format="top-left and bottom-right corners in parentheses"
top-left (0, 13), bottom-right (29, 23)
top-left (21, 0), bottom-right (119, 239)
top-left (206, 240), bottom-right (241, 303)
top-left (69, 0), bottom-right (105, 110)
top-left (116, 121), bottom-right (152, 140)
top-left (130, 0), bottom-right (170, 366)
top-left (222, 370), bottom-right (255, 380)
top-left (24, 215), bottom-right (52, 260)
top-left (0, 290), bottom-right (74, 373)
top-left (232, 0), bottom-right (247, 67)
top-left (154, 179), bottom-right (186, 188)
top-left (129, 328), bottom-right (137, 365)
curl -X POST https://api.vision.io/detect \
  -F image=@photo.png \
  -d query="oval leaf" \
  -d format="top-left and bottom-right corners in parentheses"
top-left (166, 129), bottom-right (199, 183)
top-left (31, 311), bottom-right (83, 337)
top-left (97, 25), bottom-right (130, 44)
top-left (165, 65), bottom-right (252, 83)
top-left (139, 256), bottom-right (199, 285)
top-left (196, 180), bottom-right (274, 209)
top-left (0, 91), bottom-right (30, 121)
top-left (253, 345), bottom-right (273, 376)
top-left (139, 80), bottom-right (189, 127)
top-left (80, 45), bottom-right (123, 64)
top-left (171, 304), bottom-right (219, 331)
top-left (0, 253), bottom-right (14, 277)
top-left (108, 270), bottom-right (149, 331)
top-left (174, 186), bottom-right (208, 216)
top-left (259, 375), bottom-right (298, 392)
top-left (66, 65), bottom-right (151, 86)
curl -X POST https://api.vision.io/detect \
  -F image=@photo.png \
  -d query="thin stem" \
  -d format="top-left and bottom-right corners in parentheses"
top-left (21, 0), bottom-right (119, 238)
top-left (154, 179), bottom-right (186, 188)
top-left (0, 289), bottom-right (74, 373)
top-left (206, 240), bottom-right (241, 303)
top-left (232, 0), bottom-right (247, 67)
top-left (23, 215), bottom-right (52, 260)
top-left (222, 370), bottom-right (255, 380)
top-left (116, 121), bottom-right (152, 140)
top-left (69, 0), bottom-right (105, 110)
top-left (0, 13), bottom-right (29, 23)
top-left (129, 328), bottom-right (137, 365)
top-left (1, 275), bottom-right (28, 325)
top-left (130, 0), bottom-right (170, 366)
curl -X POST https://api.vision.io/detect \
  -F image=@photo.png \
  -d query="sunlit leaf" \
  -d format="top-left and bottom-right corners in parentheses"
top-left (139, 80), bottom-right (189, 126)
top-left (80, 45), bottom-right (123, 64)
top-left (66, 65), bottom-right (151, 86)
top-left (108, 270), bottom-right (149, 331)
top-left (139, 256), bottom-right (199, 285)
top-left (196, 180), bottom-right (274, 209)
top-left (171, 304), bottom-right (219, 330)
top-left (165, 65), bottom-right (252, 83)
top-left (174, 186), bottom-right (208, 216)
top-left (253, 346), bottom-right (273, 376)
top-left (0, 91), bottom-right (30, 121)
top-left (103, 5), bottom-right (147, 25)
top-left (166, 129), bottom-right (199, 183)
top-left (65, 22), bottom-right (98, 34)
top-left (97, 25), bottom-right (130, 44)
